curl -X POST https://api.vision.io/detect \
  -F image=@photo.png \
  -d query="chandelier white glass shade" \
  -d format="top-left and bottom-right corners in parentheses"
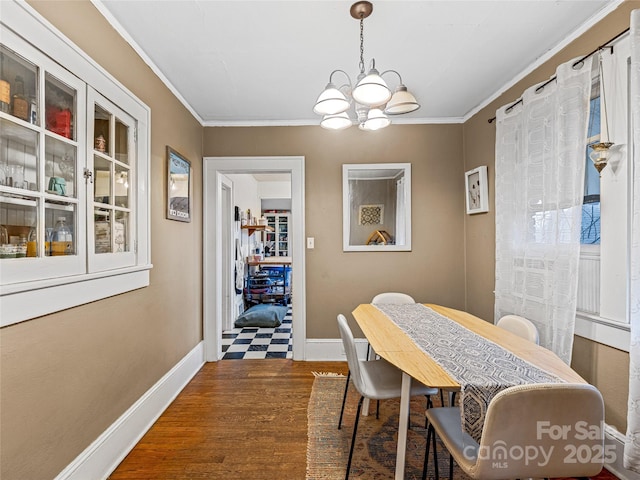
top-left (385, 83), bottom-right (421, 114)
top-left (313, 1), bottom-right (420, 131)
top-left (351, 64), bottom-right (391, 106)
top-left (312, 77), bottom-right (350, 116)
top-left (320, 111), bottom-right (352, 130)
top-left (361, 108), bottom-right (391, 130)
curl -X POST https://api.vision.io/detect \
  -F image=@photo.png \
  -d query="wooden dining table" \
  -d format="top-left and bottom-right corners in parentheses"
top-left (351, 303), bottom-right (586, 480)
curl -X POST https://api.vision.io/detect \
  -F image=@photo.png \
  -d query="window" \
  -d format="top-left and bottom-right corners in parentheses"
top-left (574, 37), bottom-right (632, 351)
top-left (0, 2), bottom-right (151, 327)
top-left (581, 93), bottom-right (601, 245)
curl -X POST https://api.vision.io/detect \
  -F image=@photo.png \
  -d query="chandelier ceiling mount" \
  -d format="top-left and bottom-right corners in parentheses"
top-left (350, 1), bottom-right (373, 20)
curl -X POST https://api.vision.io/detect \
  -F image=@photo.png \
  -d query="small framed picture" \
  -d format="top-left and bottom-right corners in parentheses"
top-left (465, 166), bottom-right (489, 214)
top-left (166, 146), bottom-right (192, 222)
top-left (358, 204), bottom-right (384, 226)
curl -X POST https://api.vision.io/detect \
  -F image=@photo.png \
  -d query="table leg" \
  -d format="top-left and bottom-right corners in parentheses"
top-left (362, 344), bottom-right (377, 416)
top-left (362, 397), bottom-right (371, 416)
top-left (395, 372), bottom-right (411, 479)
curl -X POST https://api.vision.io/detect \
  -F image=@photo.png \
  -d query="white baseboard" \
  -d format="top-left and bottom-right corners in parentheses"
top-left (55, 342), bottom-right (205, 480)
top-left (304, 338), bottom-right (368, 361)
top-left (605, 425), bottom-right (640, 480)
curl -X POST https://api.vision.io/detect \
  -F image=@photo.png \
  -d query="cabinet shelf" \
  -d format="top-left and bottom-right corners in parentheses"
top-left (241, 224), bottom-right (273, 236)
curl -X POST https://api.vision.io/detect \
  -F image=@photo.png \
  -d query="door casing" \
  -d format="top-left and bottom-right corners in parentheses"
top-left (203, 156), bottom-right (305, 361)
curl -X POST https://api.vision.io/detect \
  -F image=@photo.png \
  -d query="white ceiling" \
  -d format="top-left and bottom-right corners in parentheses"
top-left (95, 0), bottom-right (618, 127)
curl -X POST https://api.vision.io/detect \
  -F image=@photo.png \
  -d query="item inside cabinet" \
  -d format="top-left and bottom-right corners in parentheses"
top-left (45, 74), bottom-right (76, 139)
top-left (0, 224), bottom-right (30, 258)
top-left (94, 105), bottom-right (110, 154)
top-left (0, 46), bottom-right (38, 123)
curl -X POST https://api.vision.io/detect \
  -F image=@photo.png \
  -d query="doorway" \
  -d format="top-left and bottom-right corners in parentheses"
top-left (203, 156), bottom-right (305, 362)
top-left (219, 175), bottom-right (234, 332)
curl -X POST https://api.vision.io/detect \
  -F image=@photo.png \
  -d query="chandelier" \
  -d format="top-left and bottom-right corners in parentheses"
top-left (312, 1), bottom-right (420, 131)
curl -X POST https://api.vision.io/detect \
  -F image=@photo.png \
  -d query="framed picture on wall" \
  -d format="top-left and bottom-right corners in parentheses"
top-left (465, 166), bottom-right (489, 214)
top-left (166, 146), bottom-right (192, 222)
top-left (358, 204), bottom-right (384, 225)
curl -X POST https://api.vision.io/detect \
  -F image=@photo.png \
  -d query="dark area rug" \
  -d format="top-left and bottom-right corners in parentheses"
top-left (306, 374), bottom-right (620, 480)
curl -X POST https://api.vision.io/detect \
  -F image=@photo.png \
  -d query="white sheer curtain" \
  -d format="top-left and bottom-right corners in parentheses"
top-left (494, 56), bottom-right (592, 365)
top-left (625, 9), bottom-right (640, 474)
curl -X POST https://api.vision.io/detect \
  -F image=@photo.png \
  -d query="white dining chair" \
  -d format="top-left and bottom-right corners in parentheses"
top-left (337, 314), bottom-right (438, 480)
top-left (371, 292), bottom-right (416, 304)
top-left (496, 314), bottom-right (540, 344)
top-left (338, 292), bottom-right (417, 429)
top-left (422, 382), bottom-right (604, 480)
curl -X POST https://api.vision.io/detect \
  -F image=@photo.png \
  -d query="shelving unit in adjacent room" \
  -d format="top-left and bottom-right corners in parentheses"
top-left (264, 212), bottom-right (289, 257)
top-left (240, 224), bottom-right (273, 237)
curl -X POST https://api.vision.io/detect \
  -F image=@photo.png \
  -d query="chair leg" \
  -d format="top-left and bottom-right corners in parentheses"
top-left (448, 453), bottom-right (453, 480)
top-left (338, 370), bottom-right (351, 430)
top-left (423, 423), bottom-right (440, 480)
top-left (450, 391), bottom-right (456, 406)
top-left (424, 395), bottom-right (433, 429)
top-left (345, 396), bottom-right (364, 480)
top-left (421, 423), bottom-right (433, 480)
top-left (432, 424), bottom-right (440, 480)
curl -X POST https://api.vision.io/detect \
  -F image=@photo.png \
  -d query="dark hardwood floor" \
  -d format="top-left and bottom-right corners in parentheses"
top-left (108, 359), bottom-right (347, 479)
top-left (109, 359), bottom-right (620, 480)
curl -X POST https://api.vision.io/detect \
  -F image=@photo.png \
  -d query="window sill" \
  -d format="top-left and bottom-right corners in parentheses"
top-left (0, 264), bottom-right (152, 327)
top-left (574, 311), bottom-right (630, 352)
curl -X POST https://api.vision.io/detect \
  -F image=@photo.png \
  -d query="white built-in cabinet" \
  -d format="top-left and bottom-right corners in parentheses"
top-left (264, 213), bottom-right (289, 257)
top-left (0, 1), bottom-right (151, 327)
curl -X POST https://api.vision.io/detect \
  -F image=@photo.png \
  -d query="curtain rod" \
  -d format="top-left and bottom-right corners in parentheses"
top-left (487, 26), bottom-right (630, 124)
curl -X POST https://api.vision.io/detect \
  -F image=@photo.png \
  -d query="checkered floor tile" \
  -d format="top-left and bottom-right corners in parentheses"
top-left (221, 307), bottom-right (293, 360)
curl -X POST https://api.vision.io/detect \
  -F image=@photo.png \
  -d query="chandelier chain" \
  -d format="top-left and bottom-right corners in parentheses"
top-left (359, 15), bottom-right (365, 74)
top-left (598, 51), bottom-right (611, 143)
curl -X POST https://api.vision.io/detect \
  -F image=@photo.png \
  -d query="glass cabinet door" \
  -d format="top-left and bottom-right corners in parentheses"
top-left (87, 88), bottom-right (135, 272)
top-left (0, 37), bottom-right (86, 284)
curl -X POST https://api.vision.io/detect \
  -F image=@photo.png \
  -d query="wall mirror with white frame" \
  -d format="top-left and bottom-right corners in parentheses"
top-left (342, 163), bottom-right (411, 252)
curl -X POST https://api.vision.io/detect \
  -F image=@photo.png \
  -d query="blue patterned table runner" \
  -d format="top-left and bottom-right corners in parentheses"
top-left (374, 303), bottom-right (564, 442)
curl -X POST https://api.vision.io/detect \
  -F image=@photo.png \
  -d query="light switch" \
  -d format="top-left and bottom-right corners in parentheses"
top-left (307, 237), bottom-right (315, 249)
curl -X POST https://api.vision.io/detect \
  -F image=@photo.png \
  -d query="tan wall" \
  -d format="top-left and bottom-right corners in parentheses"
top-left (463, 0), bottom-right (640, 432)
top-left (203, 124), bottom-right (467, 338)
top-left (572, 336), bottom-right (630, 432)
top-left (0, 2), bottom-right (203, 479)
